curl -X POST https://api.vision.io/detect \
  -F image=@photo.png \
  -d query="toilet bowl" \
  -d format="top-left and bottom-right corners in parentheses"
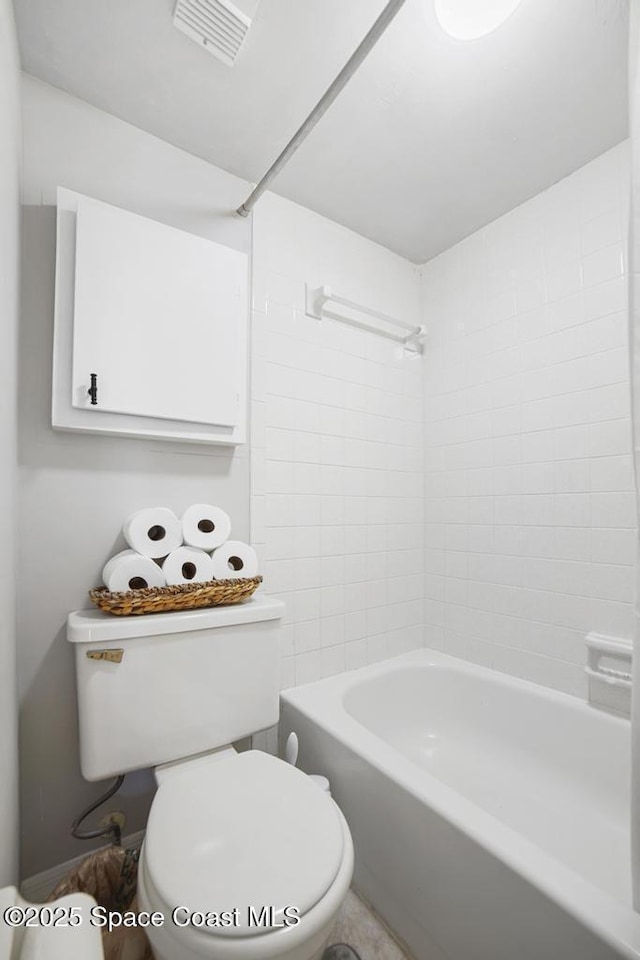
top-left (67, 598), bottom-right (354, 960)
top-left (137, 750), bottom-right (354, 960)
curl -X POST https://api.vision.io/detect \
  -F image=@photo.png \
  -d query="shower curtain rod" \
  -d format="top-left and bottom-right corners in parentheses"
top-left (236, 0), bottom-right (408, 218)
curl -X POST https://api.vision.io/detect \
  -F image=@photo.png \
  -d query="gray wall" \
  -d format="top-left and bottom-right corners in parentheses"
top-left (0, 0), bottom-right (21, 886)
top-left (19, 75), bottom-right (252, 878)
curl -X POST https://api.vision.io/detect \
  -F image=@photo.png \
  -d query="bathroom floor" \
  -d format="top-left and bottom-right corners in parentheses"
top-left (82, 879), bottom-right (412, 960)
top-left (328, 891), bottom-right (413, 960)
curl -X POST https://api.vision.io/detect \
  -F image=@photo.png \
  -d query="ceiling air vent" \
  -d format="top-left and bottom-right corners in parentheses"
top-left (173, 0), bottom-right (252, 67)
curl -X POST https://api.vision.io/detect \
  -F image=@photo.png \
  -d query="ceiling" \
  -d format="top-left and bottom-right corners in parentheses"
top-left (13, 0), bottom-right (629, 262)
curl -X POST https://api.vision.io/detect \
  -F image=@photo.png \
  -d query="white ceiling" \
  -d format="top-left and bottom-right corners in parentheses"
top-left (13, 0), bottom-right (629, 262)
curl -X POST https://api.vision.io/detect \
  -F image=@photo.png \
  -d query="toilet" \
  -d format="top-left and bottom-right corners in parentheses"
top-left (67, 595), bottom-right (353, 960)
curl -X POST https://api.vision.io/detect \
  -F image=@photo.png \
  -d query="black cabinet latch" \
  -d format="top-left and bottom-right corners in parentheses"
top-left (88, 373), bottom-right (98, 405)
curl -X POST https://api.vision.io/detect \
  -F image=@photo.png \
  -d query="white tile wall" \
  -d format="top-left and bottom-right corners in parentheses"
top-left (251, 193), bottom-right (423, 689)
top-left (251, 144), bottom-right (634, 705)
top-left (420, 143), bottom-right (636, 697)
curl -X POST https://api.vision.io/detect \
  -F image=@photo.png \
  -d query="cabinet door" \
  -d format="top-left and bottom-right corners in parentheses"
top-left (71, 196), bottom-right (245, 427)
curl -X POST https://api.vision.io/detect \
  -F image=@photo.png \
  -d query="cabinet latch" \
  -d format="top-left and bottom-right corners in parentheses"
top-left (88, 373), bottom-right (98, 405)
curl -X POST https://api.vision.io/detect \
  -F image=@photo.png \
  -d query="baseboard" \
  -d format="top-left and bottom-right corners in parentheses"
top-left (20, 830), bottom-right (146, 904)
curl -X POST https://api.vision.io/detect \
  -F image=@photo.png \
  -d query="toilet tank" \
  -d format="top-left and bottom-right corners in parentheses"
top-left (67, 595), bottom-right (284, 780)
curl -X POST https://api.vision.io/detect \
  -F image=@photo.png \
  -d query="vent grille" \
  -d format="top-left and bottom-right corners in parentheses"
top-left (173, 0), bottom-right (251, 67)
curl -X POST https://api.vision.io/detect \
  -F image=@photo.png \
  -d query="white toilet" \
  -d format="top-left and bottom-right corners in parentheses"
top-left (67, 595), bottom-right (353, 960)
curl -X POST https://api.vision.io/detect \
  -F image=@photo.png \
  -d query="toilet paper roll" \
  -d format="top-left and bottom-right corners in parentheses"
top-left (181, 503), bottom-right (231, 550)
top-left (162, 546), bottom-right (214, 586)
top-left (211, 540), bottom-right (259, 580)
top-left (102, 550), bottom-right (166, 593)
top-left (123, 507), bottom-right (182, 559)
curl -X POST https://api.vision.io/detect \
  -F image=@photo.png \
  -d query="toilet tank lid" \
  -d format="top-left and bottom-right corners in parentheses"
top-left (67, 594), bottom-right (285, 643)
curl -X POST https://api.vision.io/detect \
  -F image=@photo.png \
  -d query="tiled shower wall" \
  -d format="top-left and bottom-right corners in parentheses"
top-left (421, 143), bottom-right (635, 696)
top-left (251, 193), bottom-right (423, 690)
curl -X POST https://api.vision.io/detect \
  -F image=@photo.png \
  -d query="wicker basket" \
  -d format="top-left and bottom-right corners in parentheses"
top-left (89, 576), bottom-right (262, 616)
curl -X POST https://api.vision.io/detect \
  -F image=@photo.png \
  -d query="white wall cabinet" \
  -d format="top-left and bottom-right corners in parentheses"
top-left (53, 188), bottom-right (248, 444)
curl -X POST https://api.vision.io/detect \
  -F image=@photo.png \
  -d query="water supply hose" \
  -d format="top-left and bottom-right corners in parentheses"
top-left (71, 775), bottom-right (125, 846)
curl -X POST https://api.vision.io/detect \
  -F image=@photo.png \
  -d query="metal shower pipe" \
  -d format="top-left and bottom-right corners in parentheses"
top-left (236, 0), bottom-right (408, 217)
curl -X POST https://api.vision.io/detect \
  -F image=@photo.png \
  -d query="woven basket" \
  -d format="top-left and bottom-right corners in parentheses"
top-left (89, 576), bottom-right (262, 616)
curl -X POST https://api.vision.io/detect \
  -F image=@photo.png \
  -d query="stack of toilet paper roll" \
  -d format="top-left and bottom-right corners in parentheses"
top-left (101, 504), bottom-right (259, 593)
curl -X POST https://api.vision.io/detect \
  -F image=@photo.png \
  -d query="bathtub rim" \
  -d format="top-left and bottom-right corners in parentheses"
top-left (280, 649), bottom-right (640, 960)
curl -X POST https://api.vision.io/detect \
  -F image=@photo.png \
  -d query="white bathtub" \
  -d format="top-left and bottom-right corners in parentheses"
top-left (280, 649), bottom-right (639, 960)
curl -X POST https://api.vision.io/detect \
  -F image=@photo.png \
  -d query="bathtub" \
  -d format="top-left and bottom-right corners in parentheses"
top-left (280, 649), bottom-right (639, 960)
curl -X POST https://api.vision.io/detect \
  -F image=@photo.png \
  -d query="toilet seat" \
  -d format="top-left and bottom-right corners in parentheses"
top-left (144, 750), bottom-right (344, 938)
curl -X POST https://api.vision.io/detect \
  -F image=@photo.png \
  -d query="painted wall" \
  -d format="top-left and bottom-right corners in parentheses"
top-left (250, 193), bottom-right (424, 702)
top-left (0, 0), bottom-right (21, 886)
top-left (628, 2), bottom-right (640, 909)
top-left (18, 76), bottom-right (252, 878)
top-left (421, 143), bottom-right (635, 697)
